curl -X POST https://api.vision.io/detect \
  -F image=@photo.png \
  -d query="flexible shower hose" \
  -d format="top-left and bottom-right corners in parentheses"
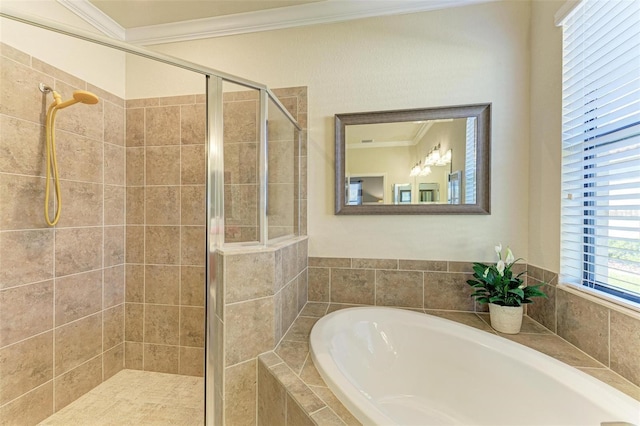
top-left (44, 103), bottom-right (62, 226)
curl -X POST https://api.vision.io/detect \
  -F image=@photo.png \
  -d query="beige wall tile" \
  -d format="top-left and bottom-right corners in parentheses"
top-left (126, 225), bottom-right (144, 264)
top-left (0, 174), bottom-right (49, 230)
top-left (0, 332), bottom-right (53, 405)
top-left (125, 107), bottom-right (144, 147)
top-left (225, 251), bottom-right (275, 303)
top-left (180, 306), bottom-right (205, 347)
top-left (225, 359), bottom-right (257, 426)
top-left (424, 272), bottom-right (475, 311)
top-left (526, 281), bottom-right (556, 333)
top-left (54, 355), bottom-right (102, 411)
top-left (125, 303), bottom-right (143, 342)
top-left (104, 101), bottom-right (124, 146)
top-left (268, 140), bottom-right (294, 184)
top-left (257, 360), bottom-right (286, 426)
top-left (0, 229), bottom-right (53, 288)
top-left (104, 143), bottom-right (125, 186)
top-left (309, 385), bottom-right (359, 426)
top-left (282, 280), bottom-right (298, 336)
top-left (181, 226), bottom-right (205, 266)
top-left (376, 270), bottom-right (423, 308)
top-left (55, 227), bottom-right (102, 277)
top-left (126, 186), bottom-right (145, 225)
top-left (180, 103), bottom-right (205, 145)
top-left (269, 363), bottom-right (324, 413)
top-left (181, 185), bottom-right (205, 226)
top-left (223, 100), bottom-right (258, 143)
top-left (126, 147), bottom-right (144, 186)
top-left (124, 341), bottom-right (143, 370)
top-left (0, 280), bottom-right (53, 346)
top-left (448, 261), bottom-right (474, 273)
top-left (145, 265), bottom-right (179, 305)
top-left (104, 226), bottom-right (125, 267)
top-left (103, 304), bottom-right (124, 350)
top-left (610, 310), bottom-right (640, 386)
top-left (266, 183), bottom-right (294, 228)
top-left (103, 343), bottom-right (124, 380)
top-left (54, 270), bottom-right (102, 326)
top-left (127, 98), bottom-right (159, 109)
top-left (104, 264), bottom-right (125, 308)
top-left (144, 304), bottom-right (179, 345)
top-left (181, 266), bottom-right (204, 307)
top-left (225, 297), bottom-right (274, 366)
top-left (125, 264), bottom-right (144, 303)
top-left (0, 380), bottom-right (53, 426)
top-left (0, 115), bottom-right (45, 177)
top-left (181, 145), bottom-right (206, 185)
top-left (297, 273), bottom-right (308, 313)
top-left (224, 184), bottom-right (258, 227)
top-left (282, 244), bottom-right (298, 285)
top-left (282, 317), bottom-right (318, 343)
top-left (31, 60), bottom-right (84, 89)
top-left (275, 341), bottom-right (308, 375)
top-left (330, 268), bottom-right (375, 305)
top-left (145, 186), bottom-right (180, 225)
top-left (55, 181), bottom-right (103, 228)
top-left (0, 56), bottom-right (53, 123)
top-left (286, 394), bottom-right (315, 426)
top-left (145, 226), bottom-right (180, 265)
top-left (224, 143), bottom-right (258, 184)
top-left (311, 407), bottom-right (345, 425)
top-left (146, 146), bottom-right (180, 185)
top-left (179, 346), bottom-right (204, 377)
top-left (352, 258), bottom-right (397, 270)
top-left (399, 259), bottom-right (447, 272)
top-left (504, 334), bottom-right (603, 368)
top-left (56, 132), bottom-right (103, 183)
top-left (557, 289), bottom-right (609, 365)
top-left (145, 106), bottom-right (180, 146)
top-left (104, 185), bottom-right (125, 226)
top-left (308, 267), bottom-right (330, 302)
top-left (143, 343), bottom-right (179, 374)
top-left (308, 257), bottom-right (351, 268)
top-left (55, 313), bottom-right (102, 375)
top-left (1, 42), bottom-right (31, 65)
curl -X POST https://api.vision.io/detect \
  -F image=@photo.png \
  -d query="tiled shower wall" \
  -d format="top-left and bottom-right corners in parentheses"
top-left (124, 95), bottom-right (206, 376)
top-left (0, 43), bottom-right (125, 424)
top-left (309, 256), bottom-right (640, 389)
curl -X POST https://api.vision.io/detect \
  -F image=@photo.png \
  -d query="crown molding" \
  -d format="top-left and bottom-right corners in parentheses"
top-left (56, 0), bottom-right (125, 40)
top-left (59, 0), bottom-right (496, 46)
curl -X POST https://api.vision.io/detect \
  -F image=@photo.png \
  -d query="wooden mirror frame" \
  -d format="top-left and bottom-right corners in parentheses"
top-left (335, 103), bottom-right (491, 215)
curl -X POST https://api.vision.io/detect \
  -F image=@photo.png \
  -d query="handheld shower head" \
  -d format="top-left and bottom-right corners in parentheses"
top-left (54, 90), bottom-right (99, 109)
top-left (73, 90), bottom-right (99, 105)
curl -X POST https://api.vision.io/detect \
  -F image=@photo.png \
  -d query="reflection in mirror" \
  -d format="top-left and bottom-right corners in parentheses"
top-left (335, 104), bottom-right (490, 214)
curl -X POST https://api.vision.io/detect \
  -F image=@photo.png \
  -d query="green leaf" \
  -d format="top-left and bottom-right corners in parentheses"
top-left (507, 288), bottom-right (525, 298)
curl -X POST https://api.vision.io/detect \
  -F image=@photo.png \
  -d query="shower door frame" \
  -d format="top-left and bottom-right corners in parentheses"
top-left (0, 9), bottom-right (302, 426)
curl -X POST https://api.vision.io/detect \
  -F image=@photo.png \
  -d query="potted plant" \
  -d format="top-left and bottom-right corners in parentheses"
top-left (467, 244), bottom-right (547, 334)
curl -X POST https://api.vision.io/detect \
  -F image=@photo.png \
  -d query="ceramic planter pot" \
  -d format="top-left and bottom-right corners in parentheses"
top-left (488, 303), bottom-right (523, 334)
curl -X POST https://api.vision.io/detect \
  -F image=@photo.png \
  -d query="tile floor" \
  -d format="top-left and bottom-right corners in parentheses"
top-left (39, 370), bottom-right (204, 426)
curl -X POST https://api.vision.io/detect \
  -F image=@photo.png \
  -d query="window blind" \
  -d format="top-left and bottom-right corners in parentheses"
top-left (464, 117), bottom-right (476, 204)
top-left (560, 0), bottom-right (640, 304)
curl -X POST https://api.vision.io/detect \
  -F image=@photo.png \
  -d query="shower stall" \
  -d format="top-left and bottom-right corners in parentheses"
top-left (0, 10), bottom-right (306, 426)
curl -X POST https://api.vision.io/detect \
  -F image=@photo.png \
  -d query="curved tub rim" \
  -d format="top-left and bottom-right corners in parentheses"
top-left (309, 306), bottom-right (640, 426)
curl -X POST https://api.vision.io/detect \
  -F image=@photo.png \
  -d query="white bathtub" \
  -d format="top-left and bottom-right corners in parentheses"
top-left (309, 307), bottom-right (640, 426)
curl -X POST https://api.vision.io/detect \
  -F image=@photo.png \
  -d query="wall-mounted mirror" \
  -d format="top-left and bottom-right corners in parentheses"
top-left (335, 103), bottom-right (491, 215)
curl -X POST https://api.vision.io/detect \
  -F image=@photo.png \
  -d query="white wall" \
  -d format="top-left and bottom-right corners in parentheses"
top-left (528, 0), bottom-right (563, 272)
top-left (1, 0), bottom-right (126, 98)
top-left (147, 1), bottom-right (532, 262)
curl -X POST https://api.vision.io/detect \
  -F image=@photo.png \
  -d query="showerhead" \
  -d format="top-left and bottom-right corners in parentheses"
top-left (73, 90), bottom-right (99, 105)
top-left (54, 90), bottom-right (99, 109)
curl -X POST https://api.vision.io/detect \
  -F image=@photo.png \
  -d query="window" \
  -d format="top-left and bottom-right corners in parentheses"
top-left (560, 0), bottom-right (640, 305)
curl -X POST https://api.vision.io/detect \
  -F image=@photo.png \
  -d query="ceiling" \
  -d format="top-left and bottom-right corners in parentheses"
top-left (56, 0), bottom-right (494, 45)
top-left (88, 0), bottom-right (325, 28)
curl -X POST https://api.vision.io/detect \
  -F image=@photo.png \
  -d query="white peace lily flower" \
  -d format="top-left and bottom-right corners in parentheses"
top-left (519, 282), bottom-right (527, 289)
top-left (505, 248), bottom-right (515, 265)
top-left (483, 267), bottom-right (489, 278)
top-left (494, 243), bottom-right (502, 259)
top-left (496, 260), bottom-right (505, 276)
